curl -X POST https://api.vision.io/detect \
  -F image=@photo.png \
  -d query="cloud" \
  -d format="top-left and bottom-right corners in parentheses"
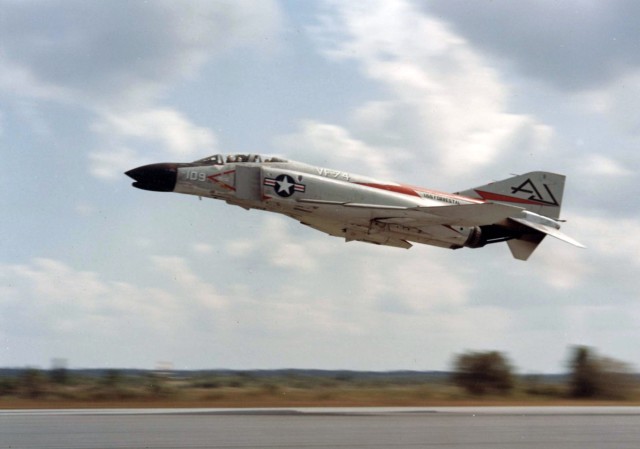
top-left (151, 255), bottom-right (227, 310)
top-left (420, 1), bottom-right (640, 152)
top-left (426, 0), bottom-right (640, 91)
top-left (533, 243), bottom-right (592, 291)
top-left (0, 258), bottom-right (183, 339)
top-left (89, 107), bottom-right (218, 178)
top-left (0, 0), bottom-right (283, 107)
top-left (311, 0), bottom-right (552, 181)
top-left (94, 108), bottom-right (217, 157)
top-left (0, 1), bottom-right (282, 181)
top-left (225, 239), bottom-right (256, 258)
top-left (508, 213), bottom-right (640, 306)
top-left (0, 223), bottom-right (613, 371)
top-left (192, 243), bottom-right (215, 255)
top-left (579, 154), bottom-right (634, 177)
top-left (276, 120), bottom-right (399, 180)
top-left (224, 215), bottom-right (329, 273)
top-left (218, 212), bottom-right (472, 313)
top-left (354, 246), bottom-right (471, 314)
top-left (577, 69), bottom-right (640, 144)
top-left (0, 256), bottom-right (231, 366)
top-left (89, 146), bottom-right (144, 180)
top-left (577, 215), bottom-right (640, 268)
top-left (5, 0), bottom-right (639, 372)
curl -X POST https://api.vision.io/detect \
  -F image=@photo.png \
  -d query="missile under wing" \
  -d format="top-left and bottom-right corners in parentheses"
top-left (125, 154), bottom-right (584, 260)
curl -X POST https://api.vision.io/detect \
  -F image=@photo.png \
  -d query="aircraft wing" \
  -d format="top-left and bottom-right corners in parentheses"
top-left (411, 203), bottom-right (523, 226)
top-left (295, 201), bottom-right (523, 250)
top-left (299, 199), bottom-right (523, 227)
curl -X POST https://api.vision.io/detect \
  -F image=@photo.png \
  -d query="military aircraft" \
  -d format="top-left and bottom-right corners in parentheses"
top-left (125, 154), bottom-right (584, 260)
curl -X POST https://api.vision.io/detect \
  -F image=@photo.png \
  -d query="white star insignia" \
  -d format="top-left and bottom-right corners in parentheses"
top-left (276, 177), bottom-right (293, 194)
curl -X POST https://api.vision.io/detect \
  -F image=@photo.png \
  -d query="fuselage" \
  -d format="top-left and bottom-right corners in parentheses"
top-left (126, 153), bottom-right (487, 249)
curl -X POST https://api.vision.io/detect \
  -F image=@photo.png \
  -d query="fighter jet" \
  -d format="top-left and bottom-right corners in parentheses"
top-left (125, 154), bottom-right (584, 260)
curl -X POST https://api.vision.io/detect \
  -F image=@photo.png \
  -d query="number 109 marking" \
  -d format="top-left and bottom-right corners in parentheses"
top-left (187, 171), bottom-right (206, 182)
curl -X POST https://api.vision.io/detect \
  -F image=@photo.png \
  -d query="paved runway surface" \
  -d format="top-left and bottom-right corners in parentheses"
top-left (2, 407), bottom-right (640, 449)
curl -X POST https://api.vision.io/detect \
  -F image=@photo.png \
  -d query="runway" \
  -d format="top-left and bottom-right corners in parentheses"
top-left (2, 407), bottom-right (640, 448)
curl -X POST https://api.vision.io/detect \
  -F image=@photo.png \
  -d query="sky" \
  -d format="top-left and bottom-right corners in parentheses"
top-left (1, 0), bottom-right (639, 374)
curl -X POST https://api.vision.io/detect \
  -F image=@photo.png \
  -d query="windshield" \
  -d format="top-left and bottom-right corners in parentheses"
top-left (264, 156), bottom-right (288, 163)
top-left (194, 154), bottom-right (288, 164)
top-left (194, 154), bottom-right (225, 165)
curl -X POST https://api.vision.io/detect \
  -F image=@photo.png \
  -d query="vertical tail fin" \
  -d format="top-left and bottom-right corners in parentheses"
top-left (455, 171), bottom-right (565, 219)
top-left (456, 172), bottom-right (583, 260)
top-left (506, 234), bottom-right (546, 261)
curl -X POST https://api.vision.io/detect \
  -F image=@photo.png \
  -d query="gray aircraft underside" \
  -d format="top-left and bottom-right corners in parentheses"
top-left (125, 153), bottom-right (584, 260)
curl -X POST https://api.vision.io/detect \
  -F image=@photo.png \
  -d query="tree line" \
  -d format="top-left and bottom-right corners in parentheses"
top-left (452, 345), bottom-right (637, 399)
top-left (1, 345), bottom-right (637, 402)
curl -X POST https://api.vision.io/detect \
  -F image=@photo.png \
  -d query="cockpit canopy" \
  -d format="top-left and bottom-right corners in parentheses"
top-left (193, 154), bottom-right (288, 165)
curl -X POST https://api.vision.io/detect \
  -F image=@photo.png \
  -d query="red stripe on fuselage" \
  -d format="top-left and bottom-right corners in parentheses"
top-left (356, 182), bottom-right (483, 203)
top-left (355, 183), bottom-right (421, 197)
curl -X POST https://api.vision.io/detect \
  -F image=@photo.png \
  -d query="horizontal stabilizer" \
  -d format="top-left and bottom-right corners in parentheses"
top-left (510, 217), bottom-right (585, 248)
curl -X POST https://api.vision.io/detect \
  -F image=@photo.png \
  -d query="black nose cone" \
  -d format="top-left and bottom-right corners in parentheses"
top-left (125, 163), bottom-right (178, 192)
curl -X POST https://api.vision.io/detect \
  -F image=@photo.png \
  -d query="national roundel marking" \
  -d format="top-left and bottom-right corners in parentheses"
top-left (274, 174), bottom-right (296, 197)
top-left (263, 174), bottom-right (306, 197)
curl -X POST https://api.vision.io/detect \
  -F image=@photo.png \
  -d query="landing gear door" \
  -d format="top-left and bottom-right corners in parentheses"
top-left (235, 165), bottom-right (262, 201)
